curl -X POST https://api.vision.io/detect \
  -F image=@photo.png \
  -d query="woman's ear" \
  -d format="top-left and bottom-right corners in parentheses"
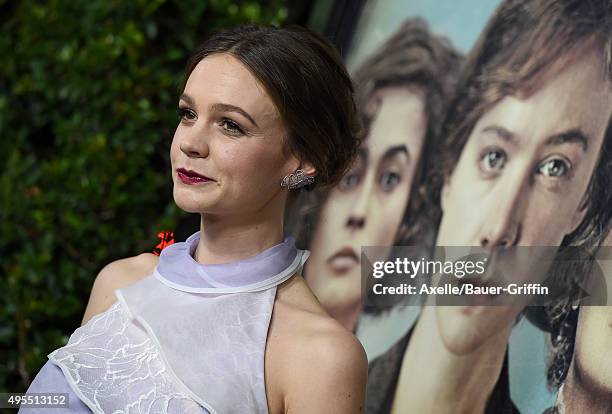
top-left (285, 153), bottom-right (315, 177)
top-left (298, 160), bottom-right (316, 177)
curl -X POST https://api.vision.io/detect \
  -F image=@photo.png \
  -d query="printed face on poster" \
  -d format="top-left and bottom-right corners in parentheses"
top-left (290, 1), bottom-right (612, 413)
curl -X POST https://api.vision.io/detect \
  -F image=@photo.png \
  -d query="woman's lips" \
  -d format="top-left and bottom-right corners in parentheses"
top-left (176, 168), bottom-right (213, 185)
top-left (327, 247), bottom-right (360, 275)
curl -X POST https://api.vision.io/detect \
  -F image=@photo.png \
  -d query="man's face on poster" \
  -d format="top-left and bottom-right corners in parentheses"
top-left (434, 50), bottom-right (612, 355)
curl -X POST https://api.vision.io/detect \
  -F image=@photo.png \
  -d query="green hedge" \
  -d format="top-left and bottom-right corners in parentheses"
top-left (0, 0), bottom-right (287, 392)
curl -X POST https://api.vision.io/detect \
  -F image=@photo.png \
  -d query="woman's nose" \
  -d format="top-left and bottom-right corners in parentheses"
top-left (179, 128), bottom-right (210, 158)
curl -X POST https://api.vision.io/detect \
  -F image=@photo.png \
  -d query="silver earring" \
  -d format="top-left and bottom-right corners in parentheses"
top-left (280, 169), bottom-right (315, 189)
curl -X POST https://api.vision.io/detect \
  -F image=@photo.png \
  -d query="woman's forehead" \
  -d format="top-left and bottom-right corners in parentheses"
top-left (184, 54), bottom-right (279, 122)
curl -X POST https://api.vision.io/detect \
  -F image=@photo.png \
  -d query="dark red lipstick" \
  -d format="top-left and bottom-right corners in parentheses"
top-left (176, 168), bottom-right (213, 185)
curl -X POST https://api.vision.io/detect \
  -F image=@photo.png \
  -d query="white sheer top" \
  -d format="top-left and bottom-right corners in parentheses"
top-left (24, 232), bottom-right (309, 414)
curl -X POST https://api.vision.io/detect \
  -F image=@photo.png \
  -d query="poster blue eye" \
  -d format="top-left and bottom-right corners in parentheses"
top-left (379, 171), bottom-right (401, 192)
top-left (481, 149), bottom-right (506, 172)
top-left (338, 172), bottom-right (360, 191)
top-left (538, 157), bottom-right (570, 177)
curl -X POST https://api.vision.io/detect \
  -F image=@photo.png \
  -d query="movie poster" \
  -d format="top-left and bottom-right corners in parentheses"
top-left (291, 1), bottom-right (612, 413)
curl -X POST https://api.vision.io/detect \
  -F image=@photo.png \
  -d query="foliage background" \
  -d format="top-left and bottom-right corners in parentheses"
top-left (0, 0), bottom-right (291, 392)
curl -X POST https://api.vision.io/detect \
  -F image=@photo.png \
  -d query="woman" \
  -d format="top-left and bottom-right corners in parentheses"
top-left (296, 18), bottom-right (461, 331)
top-left (21, 24), bottom-right (367, 413)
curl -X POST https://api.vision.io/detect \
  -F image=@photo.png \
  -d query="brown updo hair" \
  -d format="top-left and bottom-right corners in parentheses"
top-left (184, 24), bottom-right (362, 189)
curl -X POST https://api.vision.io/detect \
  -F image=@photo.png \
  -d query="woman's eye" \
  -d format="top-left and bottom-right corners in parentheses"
top-left (538, 157), bottom-right (571, 178)
top-left (379, 171), bottom-right (401, 192)
top-left (220, 118), bottom-right (245, 135)
top-left (480, 148), bottom-right (507, 173)
top-left (178, 107), bottom-right (197, 122)
top-left (338, 172), bottom-right (360, 191)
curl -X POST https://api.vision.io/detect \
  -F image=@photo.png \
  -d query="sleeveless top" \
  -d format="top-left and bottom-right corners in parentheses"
top-left (23, 232), bottom-right (310, 414)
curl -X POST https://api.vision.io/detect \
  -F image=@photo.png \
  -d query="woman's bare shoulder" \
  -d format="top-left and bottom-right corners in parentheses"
top-left (268, 276), bottom-right (368, 413)
top-left (81, 252), bottom-right (159, 325)
top-left (273, 275), bottom-right (360, 342)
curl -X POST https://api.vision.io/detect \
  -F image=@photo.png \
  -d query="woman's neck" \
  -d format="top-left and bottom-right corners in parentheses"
top-left (195, 202), bottom-right (285, 265)
top-left (391, 306), bottom-right (511, 414)
top-left (558, 359), bottom-right (612, 414)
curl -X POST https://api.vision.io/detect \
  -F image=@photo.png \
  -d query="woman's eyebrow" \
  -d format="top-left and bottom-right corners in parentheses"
top-left (179, 93), bottom-right (196, 107)
top-left (210, 103), bottom-right (258, 127)
top-left (179, 94), bottom-right (258, 127)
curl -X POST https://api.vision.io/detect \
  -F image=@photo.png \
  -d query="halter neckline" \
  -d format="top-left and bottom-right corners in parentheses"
top-left (153, 231), bottom-right (309, 294)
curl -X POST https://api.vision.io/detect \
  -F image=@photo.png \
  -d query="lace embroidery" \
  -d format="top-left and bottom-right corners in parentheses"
top-left (49, 302), bottom-right (209, 414)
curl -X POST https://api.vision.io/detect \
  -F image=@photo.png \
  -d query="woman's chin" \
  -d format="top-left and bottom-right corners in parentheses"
top-left (173, 191), bottom-right (213, 214)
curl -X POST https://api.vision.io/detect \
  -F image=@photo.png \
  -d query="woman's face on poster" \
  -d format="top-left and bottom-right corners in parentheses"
top-left (434, 50), bottom-right (612, 355)
top-left (306, 87), bottom-right (427, 312)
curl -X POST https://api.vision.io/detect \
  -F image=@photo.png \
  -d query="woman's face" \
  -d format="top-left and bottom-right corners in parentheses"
top-left (170, 53), bottom-right (300, 217)
top-left (305, 87), bottom-right (427, 312)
